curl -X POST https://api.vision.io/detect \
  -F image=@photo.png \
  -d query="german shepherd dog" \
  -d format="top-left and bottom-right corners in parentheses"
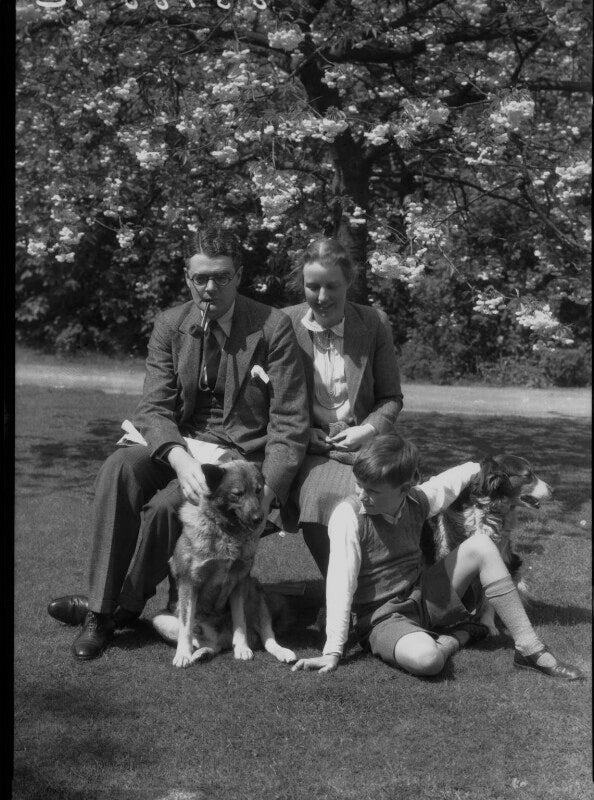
top-left (421, 455), bottom-right (552, 634)
top-left (152, 460), bottom-right (297, 668)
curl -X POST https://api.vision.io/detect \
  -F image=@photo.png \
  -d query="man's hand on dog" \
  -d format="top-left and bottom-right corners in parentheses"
top-left (168, 447), bottom-right (207, 504)
top-left (291, 654), bottom-right (340, 674)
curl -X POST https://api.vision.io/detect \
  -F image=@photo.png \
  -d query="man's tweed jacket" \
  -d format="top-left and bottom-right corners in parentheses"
top-left (132, 294), bottom-right (309, 504)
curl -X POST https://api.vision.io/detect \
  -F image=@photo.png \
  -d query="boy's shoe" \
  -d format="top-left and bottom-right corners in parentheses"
top-left (450, 621), bottom-right (490, 644)
top-left (513, 647), bottom-right (586, 681)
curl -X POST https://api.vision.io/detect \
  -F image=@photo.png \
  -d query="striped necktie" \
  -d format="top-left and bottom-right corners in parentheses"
top-left (200, 320), bottom-right (221, 391)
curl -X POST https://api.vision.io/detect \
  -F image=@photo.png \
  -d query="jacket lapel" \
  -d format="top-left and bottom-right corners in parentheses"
top-left (177, 304), bottom-right (204, 417)
top-left (223, 295), bottom-right (263, 421)
top-left (343, 302), bottom-right (369, 407)
top-left (292, 304), bottom-right (315, 416)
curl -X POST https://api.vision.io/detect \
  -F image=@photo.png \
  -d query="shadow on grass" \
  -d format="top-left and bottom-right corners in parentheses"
top-left (106, 579), bottom-right (591, 663)
top-left (522, 598), bottom-right (592, 627)
top-left (106, 585), bottom-right (329, 655)
top-left (13, 768), bottom-right (108, 800)
top-left (15, 388), bottom-right (136, 499)
top-left (16, 389), bottom-right (591, 508)
top-left (404, 413), bottom-right (591, 515)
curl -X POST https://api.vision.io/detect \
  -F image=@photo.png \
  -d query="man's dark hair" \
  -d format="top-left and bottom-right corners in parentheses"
top-left (184, 227), bottom-right (242, 271)
top-left (353, 434), bottom-right (420, 488)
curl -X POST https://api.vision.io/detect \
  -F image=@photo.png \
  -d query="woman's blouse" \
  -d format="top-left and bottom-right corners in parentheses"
top-left (300, 309), bottom-right (352, 427)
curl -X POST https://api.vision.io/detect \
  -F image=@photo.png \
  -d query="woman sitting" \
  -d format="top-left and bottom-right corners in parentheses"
top-left (282, 237), bottom-right (403, 577)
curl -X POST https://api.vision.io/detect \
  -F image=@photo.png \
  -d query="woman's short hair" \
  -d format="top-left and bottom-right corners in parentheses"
top-left (183, 226), bottom-right (242, 271)
top-left (353, 434), bottom-right (420, 488)
top-left (288, 237), bottom-right (358, 293)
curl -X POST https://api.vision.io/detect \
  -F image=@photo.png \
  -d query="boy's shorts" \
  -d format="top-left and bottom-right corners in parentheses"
top-left (354, 558), bottom-right (476, 667)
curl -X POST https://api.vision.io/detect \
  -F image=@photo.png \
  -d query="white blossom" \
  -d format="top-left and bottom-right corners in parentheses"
top-left (55, 252), bottom-right (75, 263)
top-left (516, 303), bottom-right (559, 333)
top-left (369, 252), bottom-right (425, 286)
top-left (210, 144), bottom-right (239, 165)
top-left (489, 98), bottom-right (535, 131)
top-left (473, 293), bottom-right (505, 316)
top-left (27, 240), bottom-right (47, 257)
top-left (112, 78), bottom-right (138, 100)
top-left (364, 123), bottom-right (391, 146)
top-left (268, 29), bottom-right (305, 51)
top-left (117, 228), bottom-right (135, 249)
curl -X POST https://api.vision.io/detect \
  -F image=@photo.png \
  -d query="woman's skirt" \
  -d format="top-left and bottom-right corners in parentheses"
top-left (280, 453), bottom-right (357, 532)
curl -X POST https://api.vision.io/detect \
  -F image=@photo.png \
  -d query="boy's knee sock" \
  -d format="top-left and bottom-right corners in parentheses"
top-left (484, 576), bottom-right (543, 656)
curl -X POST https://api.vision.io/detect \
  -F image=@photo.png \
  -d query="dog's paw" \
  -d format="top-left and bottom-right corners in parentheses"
top-left (276, 646), bottom-right (297, 664)
top-left (233, 644), bottom-right (254, 661)
top-left (172, 649), bottom-right (194, 668)
top-left (266, 642), bottom-right (297, 663)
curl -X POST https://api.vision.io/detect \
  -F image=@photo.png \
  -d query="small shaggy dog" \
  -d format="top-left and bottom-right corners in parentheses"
top-left (422, 455), bottom-right (552, 634)
top-left (152, 460), bottom-right (296, 668)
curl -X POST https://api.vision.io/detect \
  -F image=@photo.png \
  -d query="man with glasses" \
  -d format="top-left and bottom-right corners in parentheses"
top-left (47, 227), bottom-right (309, 661)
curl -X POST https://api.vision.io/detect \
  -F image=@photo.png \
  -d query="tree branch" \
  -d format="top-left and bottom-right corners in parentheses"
top-left (519, 79), bottom-right (592, 94)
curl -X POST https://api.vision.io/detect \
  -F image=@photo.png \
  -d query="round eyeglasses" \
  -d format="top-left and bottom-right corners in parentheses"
top-left (185, 270), bottom-right (236, 288)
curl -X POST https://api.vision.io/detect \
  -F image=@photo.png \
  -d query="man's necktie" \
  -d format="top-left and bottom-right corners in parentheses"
top-left (200, 320), bottom-right (221, 391)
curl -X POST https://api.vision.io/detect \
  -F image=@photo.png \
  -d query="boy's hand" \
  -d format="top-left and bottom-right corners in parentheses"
top-left (291, 654), bottom-right (339, 674)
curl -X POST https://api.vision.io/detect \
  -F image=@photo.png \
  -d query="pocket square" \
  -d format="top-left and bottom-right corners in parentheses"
top-left (250, 364), bottom-right (270, 384)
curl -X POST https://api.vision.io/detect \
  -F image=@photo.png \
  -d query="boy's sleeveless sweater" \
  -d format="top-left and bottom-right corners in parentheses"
top-left (346, 489), bottom-right (430, 609)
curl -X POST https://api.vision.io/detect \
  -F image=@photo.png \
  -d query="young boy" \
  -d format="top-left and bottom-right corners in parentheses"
top-left (292, 434), bottom-right (585, 680)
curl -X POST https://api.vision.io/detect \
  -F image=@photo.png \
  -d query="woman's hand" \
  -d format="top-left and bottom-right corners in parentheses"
top-left (326, 424), bottom-right (376, 452)
top-left (308, 427), bottom-right (332, 454)
top-left (167, 446), bottom-right (206, 504)
top-left (291, 654), bottom-right (339, 674)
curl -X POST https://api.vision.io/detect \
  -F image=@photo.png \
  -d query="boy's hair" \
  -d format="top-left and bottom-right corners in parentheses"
top-left (183, 226), bottom-right (242, 271)
top-left (353, 434), bottom-right (420, 488)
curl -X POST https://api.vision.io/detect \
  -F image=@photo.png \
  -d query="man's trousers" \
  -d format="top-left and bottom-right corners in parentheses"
top-left (87, 445), bottom-right (184, 615)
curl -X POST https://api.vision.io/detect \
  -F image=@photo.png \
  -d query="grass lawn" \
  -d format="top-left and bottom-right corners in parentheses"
top-left (14, 386), bottom-right (592, 800)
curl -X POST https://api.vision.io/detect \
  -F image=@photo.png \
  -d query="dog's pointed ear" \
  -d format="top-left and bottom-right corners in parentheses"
top-left (201, 463), bottom-right (226, 494)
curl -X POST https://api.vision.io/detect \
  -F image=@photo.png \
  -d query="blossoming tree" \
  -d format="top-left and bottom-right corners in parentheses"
top-left (16, 0), bottom-right (591, 383)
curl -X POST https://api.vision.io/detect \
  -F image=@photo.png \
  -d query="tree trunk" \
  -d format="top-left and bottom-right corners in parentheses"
top-left (297, 53), bottom-right (370, 303)
top-left (331, 130), bottom-right (370, 304)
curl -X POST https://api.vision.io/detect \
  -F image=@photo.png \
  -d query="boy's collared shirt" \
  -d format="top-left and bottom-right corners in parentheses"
top-left (323, 461), bottom-right (481, 657)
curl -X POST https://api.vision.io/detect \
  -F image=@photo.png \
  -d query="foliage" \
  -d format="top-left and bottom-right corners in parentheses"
top-left (15, 0), bottom-right (592, 381)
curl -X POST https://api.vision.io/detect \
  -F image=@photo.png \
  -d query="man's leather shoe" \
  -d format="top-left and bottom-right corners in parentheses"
top-left (48, 595), bottom-right (139, 628)
top-left (514, 647), bottom-right (586, 681)
top-left (48, 595), bottom-right (89, 626)
top-left (71, 612), bottom-right (115, 661)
